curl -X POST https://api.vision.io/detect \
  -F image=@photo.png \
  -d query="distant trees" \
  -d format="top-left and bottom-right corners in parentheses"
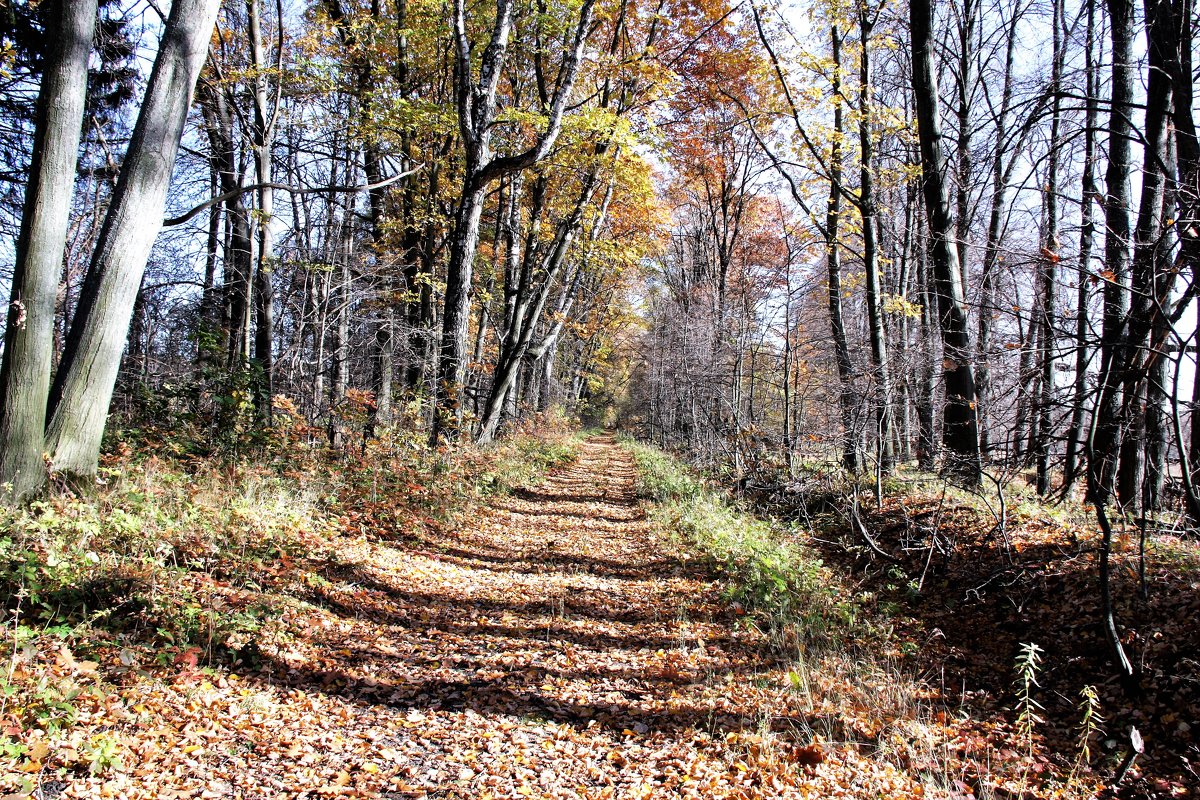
top-left (626, 0), bottom-right (1200, 527)
top-left (613, 0), bottom-right (1200, 694)
top-left (0, 0), bottom-right (670, 498)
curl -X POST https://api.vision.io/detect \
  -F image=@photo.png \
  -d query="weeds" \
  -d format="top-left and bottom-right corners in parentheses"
top-left (1072, 684), bottom-right (1103, 782)
top-left (1, 413), bottom-right (580, 778)
top-left (624, 438), bottom-right (1108, 799)
top-left (1014, 641), bottom-right (1045, 757)
top-left (622, 438), bottom-right (856, 647)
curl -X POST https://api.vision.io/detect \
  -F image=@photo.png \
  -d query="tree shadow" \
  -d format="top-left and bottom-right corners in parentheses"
top-left (305, 558), bottom-right (738, 651)
top-left (254, 651), bottom-right (803, 740)
top-left (410, 545), bottom-right (680, 580)
top-left (796, 492), bottom-right (1200, 795)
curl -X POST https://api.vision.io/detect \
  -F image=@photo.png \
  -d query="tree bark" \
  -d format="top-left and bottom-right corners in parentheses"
top-left (44, 0), bottom-right (222, 479)
top-left (1063, 0), bottom-right (1100, 493)
top-left (858, 9), bottom-right (895, 474)
top-left (0, 0), bottom-right (97, 501)
top-left (247, 0), bottom-right (279, 419)
top-left (827, 24), bottom-right (859, 473)
top-left (1034, 0), bottom-right (1064, 495)
top-left (910, 0), bottom-right (982, 483)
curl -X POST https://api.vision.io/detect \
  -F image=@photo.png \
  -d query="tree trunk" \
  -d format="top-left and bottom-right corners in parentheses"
top-left (198, 85), bottom-right (253, 372)
top-left (954, 0), bottom-right (977, 278)
top-left (430, 0), bottom-right (596, 444)
top-left (1088, 0), bottom-right (1137, 503)
top-left (0, 0), bottom-right (97, 501)
top-left (910, 0), bottom-right (981, 483)
top-left (858, 11), bottom-right (895, 474)
top-left (247, 0), bottom-right (277, 420)
top-left (1063, 0), bottom-right (1099, 493)
top-left (916, 232), bottom-right (938, 471)
top-left (1035, 0), bottom-right (1064, 495)
top-left (44, 0), bottom-right (222, 480)
top-left (827, 24), bottom-right (860, 473)
top-left (1088, 0), bottom-right (1139, 687)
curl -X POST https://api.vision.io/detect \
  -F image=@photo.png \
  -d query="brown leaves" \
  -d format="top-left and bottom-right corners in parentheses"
top-left (3, 437), bottom-right (954, 798)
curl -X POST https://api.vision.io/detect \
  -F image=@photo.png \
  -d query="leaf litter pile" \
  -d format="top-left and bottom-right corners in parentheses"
top-left (9, 434), bottom-right (1179, 798)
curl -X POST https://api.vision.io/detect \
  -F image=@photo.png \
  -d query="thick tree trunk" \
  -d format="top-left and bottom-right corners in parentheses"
top-left (44, 0), bottom-right (221, 479)
top-left (1115, 0), bottom-right (1174, 512)
top-left (0, 0), bottom-right (97, 501)
top-left (910, 0), bottom-right (981, 483)
top-left (431, 184), bottom-right (488, 441)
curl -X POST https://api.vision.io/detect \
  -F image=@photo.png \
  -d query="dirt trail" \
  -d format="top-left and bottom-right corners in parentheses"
top-left (50, 437), bottom-right (920, 798)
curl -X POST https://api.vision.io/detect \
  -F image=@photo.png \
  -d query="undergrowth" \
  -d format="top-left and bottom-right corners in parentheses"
top-left (621, 438), bottom-right (859, 648)
top-left (1, 411), bottom-right (580, 779)
top-left (621, 437), bottom-right (1104, 799)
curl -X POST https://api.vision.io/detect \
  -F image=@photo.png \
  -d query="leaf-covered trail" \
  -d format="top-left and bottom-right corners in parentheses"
top-left (18, 437), bottom-right (926, 798)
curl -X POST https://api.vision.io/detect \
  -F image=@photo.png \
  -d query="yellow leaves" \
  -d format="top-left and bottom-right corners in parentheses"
top-left (882, 293), bottom-right (923, 318)
top-left (27, 739), bottom-right (51, 762)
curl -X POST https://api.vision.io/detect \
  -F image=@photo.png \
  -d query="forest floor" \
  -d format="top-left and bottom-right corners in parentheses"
top-left (4, 435), bottom-right (930, 798)
top-left (3, 432), bottom-right (1193, 798)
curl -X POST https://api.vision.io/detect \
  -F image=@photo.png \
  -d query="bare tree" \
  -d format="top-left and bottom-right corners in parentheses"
top-left (911, 0), bottom-right (982, 482)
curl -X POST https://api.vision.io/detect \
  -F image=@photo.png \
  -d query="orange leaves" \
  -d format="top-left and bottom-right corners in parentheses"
top-left (0, 436), bottom-right (1082, 798)
top-left (1038, 245), bottom-right (1061, 264)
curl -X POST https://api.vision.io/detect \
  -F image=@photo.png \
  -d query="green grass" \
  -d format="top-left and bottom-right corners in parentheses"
top-left (621, 437), bottom-right (859, 647)
top-left (477, 424), bottom-right (583, 494)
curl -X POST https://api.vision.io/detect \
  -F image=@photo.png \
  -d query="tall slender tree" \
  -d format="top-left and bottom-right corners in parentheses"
top-left (911, 0), bottom-right (982, 482)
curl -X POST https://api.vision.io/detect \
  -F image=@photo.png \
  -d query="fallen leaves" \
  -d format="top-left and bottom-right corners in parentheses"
top-left (1, 436), bottom-right (1039, 799)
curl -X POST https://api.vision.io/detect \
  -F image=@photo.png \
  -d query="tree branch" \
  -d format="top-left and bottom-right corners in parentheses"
top-left (162, 164), bottom-right (424, 227)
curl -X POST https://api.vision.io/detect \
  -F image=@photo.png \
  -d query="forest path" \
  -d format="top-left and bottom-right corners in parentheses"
top-left (78, 436), bottom-right (920, 798)
top-left (295, 433), bottom-right (789, 798)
